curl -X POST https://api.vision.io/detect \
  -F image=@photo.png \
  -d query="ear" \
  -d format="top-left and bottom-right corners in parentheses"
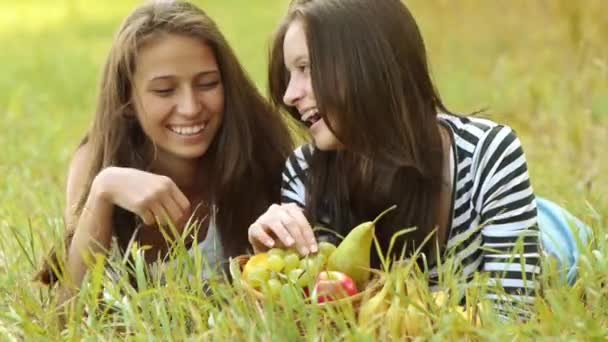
top-left (122, 105), bottom-right (137, 119)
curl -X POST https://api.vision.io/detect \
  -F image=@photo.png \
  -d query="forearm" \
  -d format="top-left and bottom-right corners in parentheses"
top-left (481, 224), bottom-right (541, 318)
top-left (60, 182), bottom-right (114, 298)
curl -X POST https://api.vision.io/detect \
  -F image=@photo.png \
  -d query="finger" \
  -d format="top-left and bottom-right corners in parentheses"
top-left (262, 219), bottom-right (296, 249)
top-left (249, 223), bottom-right (276, 250)
top-left (278, 210), bottom-right (309, 255)
top-left (149, 201), bottom-right (170, 227)
top-left (170, 184), bottom-right (190, 213)
top-left (139, 209), bottom-right (155, 226)
top-left (285, 204), bottom-right (317, 253)
top-left (161, 196), bottom-right (184, 227)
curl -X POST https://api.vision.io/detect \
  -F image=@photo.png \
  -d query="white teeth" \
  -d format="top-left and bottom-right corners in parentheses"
top-left (302, 108), bottom-right (318, 122)
top-left (168, 124), bottom-right (206, 136)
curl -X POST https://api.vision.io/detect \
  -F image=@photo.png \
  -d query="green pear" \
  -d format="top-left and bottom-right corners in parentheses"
top-left (327, 205), bottom-right (396, 288)
top-left (327, 221), bottom-right (374, 288)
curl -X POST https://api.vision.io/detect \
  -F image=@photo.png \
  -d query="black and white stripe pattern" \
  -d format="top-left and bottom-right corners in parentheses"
top-left (280, 114), bottom-right (540, 314)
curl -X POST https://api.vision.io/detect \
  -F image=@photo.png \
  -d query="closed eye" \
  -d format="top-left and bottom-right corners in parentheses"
top-left (297, 64), bottom-right (309, 73)
top-left (197, 81), bottom-right (220, 90)
top-left (152, 88), bottom-right (174, 96)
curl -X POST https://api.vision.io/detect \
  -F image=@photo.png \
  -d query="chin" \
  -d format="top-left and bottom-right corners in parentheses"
top-left (169, 147), bottom-right (211, 160)
top-left (313, 137), bottom-right (342, 151)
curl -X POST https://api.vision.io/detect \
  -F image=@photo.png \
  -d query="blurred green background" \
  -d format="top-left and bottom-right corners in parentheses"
top-left (0, 0), bottom-right (606, 277)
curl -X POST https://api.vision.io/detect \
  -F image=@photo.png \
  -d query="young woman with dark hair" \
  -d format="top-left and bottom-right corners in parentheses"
top-left (249, 0), bottom-right (541, 315)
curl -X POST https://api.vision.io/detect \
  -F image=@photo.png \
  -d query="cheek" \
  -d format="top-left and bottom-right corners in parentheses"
top-left (204, 87), bottom-right (225, 118)
top-left (304, 77), bottom-right (315, 100)
top-left (137, 94), bottom-right (172, 121)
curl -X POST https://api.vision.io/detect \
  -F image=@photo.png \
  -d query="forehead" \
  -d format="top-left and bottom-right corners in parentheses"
top-left (135, 34), bottom-right (219, 79)
top-left (283, 19), bottom-right (308, 64)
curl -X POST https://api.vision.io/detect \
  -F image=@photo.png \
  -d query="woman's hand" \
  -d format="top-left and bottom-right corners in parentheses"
top-left (93, 167), bottom-right (191, 227)
top-left (248, 203), bottom-right (318, 256)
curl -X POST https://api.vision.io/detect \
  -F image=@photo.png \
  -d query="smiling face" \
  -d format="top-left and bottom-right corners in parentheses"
top-left (282, 19), bottom-right (343, 151)
top-left (132, 33), bottom-right (224, 162)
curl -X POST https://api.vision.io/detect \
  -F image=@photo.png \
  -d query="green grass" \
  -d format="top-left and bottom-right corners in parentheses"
top-left (0, 0), bottom-right (606, 339)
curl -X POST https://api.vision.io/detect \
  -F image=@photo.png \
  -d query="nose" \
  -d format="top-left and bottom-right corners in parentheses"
top-left (176, 87), bottom-right (201, 117)
top-left (283, 75), bottom-right (304, 108)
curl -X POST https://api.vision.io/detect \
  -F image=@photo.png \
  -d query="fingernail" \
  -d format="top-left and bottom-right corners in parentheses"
top-left (267, 240), bottom-right (275, 247)
top-left (286, 237), bottom-right (295, 246)
top-left (301, 247), bottom-right (310, 255)
top-left (310, 244), bottom-right (318, 253)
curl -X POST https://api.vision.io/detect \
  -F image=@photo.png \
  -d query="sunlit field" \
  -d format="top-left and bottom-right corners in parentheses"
top-left (0, 0), bottom-right (606, 339)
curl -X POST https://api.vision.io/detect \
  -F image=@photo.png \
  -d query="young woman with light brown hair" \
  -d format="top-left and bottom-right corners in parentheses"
top-left (35, 0), bottom-right (293, 299)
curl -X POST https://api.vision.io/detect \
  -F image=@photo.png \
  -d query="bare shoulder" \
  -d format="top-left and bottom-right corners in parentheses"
top-left (68, 142), bottom-right (93, 177)
top-left (65, 142), bottom-right (94, 220)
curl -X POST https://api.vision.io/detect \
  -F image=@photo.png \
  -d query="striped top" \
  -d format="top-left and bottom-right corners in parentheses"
top-left (281, 114), bottom-right (540, 315)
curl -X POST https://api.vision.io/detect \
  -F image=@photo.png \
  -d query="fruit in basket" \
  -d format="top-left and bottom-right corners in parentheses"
top-left (266, 278), bottom-right (283, 298)
top-left (242, 250), bottom-right (325, 293)
top-left (327, 206), bottom-right (396, 288)
top-left (358, 280), bottom-right (391, 327)
top-left (242, 253), bottom-right (270, 287)
top-left (327, 220), bottom-right (373, 288)
top-left (283, 252), bottom-right (301, 273)
top-left (300, 253), bottom-right (326, 275)
top-left (401, 301), bottom-right (430, 336)
top-left (267, 248), bottom-right (285, 257)
top-left (432, 290), bottom-right (448, 307)
top-left (318, 241), bottom-right (337, 256)
top-left (246, 267), bottom-right (270, 288)
top-left (267, 253), bottom-right (286, 272)
top-left (312, 271), bottom-right (359, 303)
top-left (453, 303), bottom-right (483, 326)
top-left (288, 268), bottom-right (312, 287)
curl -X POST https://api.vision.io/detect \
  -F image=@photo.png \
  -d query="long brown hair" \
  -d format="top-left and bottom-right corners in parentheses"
top-left (269, 0), bottom-right (452, 266)
top-left (37, 0), bottom-right (293, 284)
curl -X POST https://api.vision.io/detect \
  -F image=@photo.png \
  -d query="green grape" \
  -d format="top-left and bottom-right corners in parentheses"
top-left (297, 272), bottom-right (312, 288)
top-left (280, 282), bottom-right (300, 304)
top-left (311, 253), bottom-right (327, 272)
top-left (267, 254), bottom-right (286, 273)
top-left (246, 268), bottom-right (270, 289)
top-left (288, 268), bottom-right (311, 287)
top-left (300, 254), bottom-right (326, 278)
top-left (288, 268), bottom-right (304, 282)
top-left (299, 257), bottom-right (315, 271)
top-left (266, 278), bottom-right (283, 298)
top-left (318, 241), bottom-right (337, 256)
top-left (283, 253), bottom-right (300, 273)
top-left (267, 248), bottom-right (286, 258)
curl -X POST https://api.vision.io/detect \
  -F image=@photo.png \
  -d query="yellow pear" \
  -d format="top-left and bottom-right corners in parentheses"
top-left (327, 206), bottom-right (396, 288)
top-left (453, 304), bottom-right (482, 327)
top-left (432, 290), bottom-right (448, 307)
top-left (386, 296), bottom-right (406, 337)
top-left (358, 280), bottom-right (391, 329)
top-left (402, 304), bottom-right (430, 337)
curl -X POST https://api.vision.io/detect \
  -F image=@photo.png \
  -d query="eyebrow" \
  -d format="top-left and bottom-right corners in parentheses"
top-left (147, 70), bottom-right (220, 82)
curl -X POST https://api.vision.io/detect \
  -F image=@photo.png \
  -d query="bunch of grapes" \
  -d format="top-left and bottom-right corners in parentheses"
top-left (242, 242), bottom-right (337, 298)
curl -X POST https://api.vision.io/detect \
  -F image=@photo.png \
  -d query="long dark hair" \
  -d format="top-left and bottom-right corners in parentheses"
top-left (36, 0), bottom-right (293, 284)
top-left (269, 0), bottom-right (452, 266)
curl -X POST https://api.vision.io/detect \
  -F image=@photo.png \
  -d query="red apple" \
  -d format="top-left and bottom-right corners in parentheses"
top-left (312, 271), bottom-right (359, 303)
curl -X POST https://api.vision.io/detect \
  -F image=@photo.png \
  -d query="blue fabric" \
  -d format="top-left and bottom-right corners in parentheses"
top-left (537, 197), bottom-right (592, 285)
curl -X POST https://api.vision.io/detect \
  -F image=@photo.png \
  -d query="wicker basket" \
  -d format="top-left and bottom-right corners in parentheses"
top-left (229, 255), bottom-right (385, 308)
